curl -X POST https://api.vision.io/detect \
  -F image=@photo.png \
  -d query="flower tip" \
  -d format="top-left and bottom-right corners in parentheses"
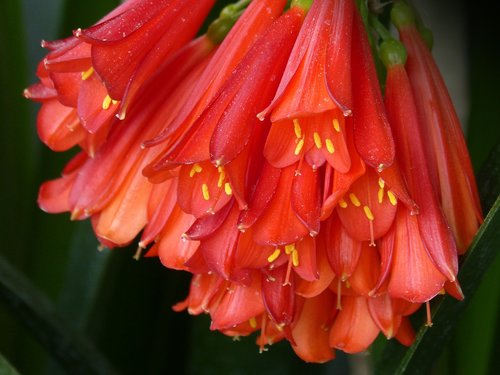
top-left (73, 28), bottom-right (83, 38)
top-left (70, 208), bottom-right (82, 221)
top-left (133, 245), bottom-right (144, 261)
top-left (256, 111), bottom-right (266, 122)
top-left (116, 110), bottom-right (126, 121)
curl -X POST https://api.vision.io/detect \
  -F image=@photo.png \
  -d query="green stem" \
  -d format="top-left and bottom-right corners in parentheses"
top-left (0, 255), bottom-right (118, 375)
top-left (207, 0), bottom-right (251, 44)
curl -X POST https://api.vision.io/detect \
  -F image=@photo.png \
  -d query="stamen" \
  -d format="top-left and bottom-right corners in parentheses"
top-left (293, 118), bottom-right (302, 139)
top-left (378, 178), bottom-right (385, 189)
top-left (368, 220), bottom-right (376, 246)
top-left (259, 315), bottom-right (268, 353)
top-left (202, 183), bottom-right (210, 200)
top-left (339, 198), bottom-right (348, 208)
top-left (313, 132), bottom-right (322, 149)
top-left (217, 168), bottom-right (226, 187)
top-left (291, 249), bottom-right (299, 267)
top-left (283, 256), bottom-right (293, 286)
top-left (81, 67), bottom-right (94, 80)
top-left (267, 249), bottom-right (281, 263)
top-left (133, 245), bottom-right (144, 261)
top-left (349, 193), bottom-right (361, 207)
top-left (189, 163), bottom-right (203, 177)
top-left (224, 182), bottom-right (232, 196)
top-left (325, 138), bottom-right (335, 153)
top-left (102, 94), bottom-right (113, 110)
top-left (332, 118), bottom-right (341, 132)
top-left (363, 205), bottom-right (374, 221)
top-left (425, 301), bottom-right (433, 327)
top-left (294, 138), bottom-right (304, 155)
top-left (249, 317), bottom-right (257, 329)
top-left (378, 188), bottom-right (384, 204)
top-left (387, 190), bottom-right (397, 205)
top-left (284, 244), bottom-right (295, 255)
top-left (337, 279), bottom-right (342, 310)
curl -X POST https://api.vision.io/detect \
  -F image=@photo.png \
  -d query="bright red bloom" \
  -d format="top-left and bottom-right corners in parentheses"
top-left (392, 3), bottom-right (483, 253)
top-left (27, 0), bottom-right (482, 365)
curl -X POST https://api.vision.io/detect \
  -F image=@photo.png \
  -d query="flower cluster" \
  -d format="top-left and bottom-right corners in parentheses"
top-left (26, 0), bottom-right (482, 363)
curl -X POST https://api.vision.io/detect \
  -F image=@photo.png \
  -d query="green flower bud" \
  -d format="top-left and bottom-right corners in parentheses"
top-left (391, 1), bottom-right (416, 29)
top-left (379, 39), bottom-right (407, 68)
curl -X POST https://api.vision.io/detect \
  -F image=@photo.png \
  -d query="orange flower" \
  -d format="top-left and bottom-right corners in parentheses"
top-left (27, 0), bottom-right (482, 364)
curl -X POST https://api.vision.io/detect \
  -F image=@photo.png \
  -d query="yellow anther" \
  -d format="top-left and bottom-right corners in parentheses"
top-left (81, 67), bottom-right (94, 80)
top-left (332, 118), bottom-right (341, 132)
top-left (291, 249), bottom-right (299, 267)
top-left (249, 317), bottom-right (257, 329)
top-left (363, 205), bottom-right (374, 221)
top-left (293, 118), bottom-right (302, 139)
top-left (102, 95), bottom-right (113, 110)
top-left (325, 138), bottom-right (335, 154)
top-left (202, 183), bottom-right (210, 201)
top-left (313, 132), bottom-right (322, 149)
top-left (224, 182), bottom-right (232, 196)
top-left (378, 188), bottom-right (384, 204)
top-left (267, 249), bottom-right (281, 263)
top-left (111, 99), bottom-right (119, 105)
top-left (349, 193), bottom-right (361, 207)
top-left (189, 163), bottom-right (202, 177)
top-left (294, 138), bottom-right (304, 155)
top-left (217, 169), bottom-right (226, 188)
top-left (339, 199), bottom-right (348, 208)
top-left (387, 190), bottom-right (397, 206)
top-left (284, 244), bottom-right (295, 255)
top-left (378, 178), bottom-right (385, 189)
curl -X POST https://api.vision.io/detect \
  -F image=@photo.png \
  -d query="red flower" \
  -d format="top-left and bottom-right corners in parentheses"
top-left (27, 0), bottom-right (482, 364)
top-left (392, 2), bottom-right (483, 253)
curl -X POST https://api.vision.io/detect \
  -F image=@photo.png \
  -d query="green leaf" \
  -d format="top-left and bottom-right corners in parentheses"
top-left (0, 254), bottom-right (118, 375)
top-left (0, 352), bottom-right (20, 375)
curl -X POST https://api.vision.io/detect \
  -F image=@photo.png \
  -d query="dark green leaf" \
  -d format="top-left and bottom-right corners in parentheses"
top-left (0, 352), bottom-right (20, 375)
top-left (0, 254), bottom-right (118, 375)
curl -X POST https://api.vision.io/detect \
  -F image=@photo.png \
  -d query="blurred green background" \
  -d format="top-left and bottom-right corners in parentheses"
top-left (0, 0), bottom-right (499, 374)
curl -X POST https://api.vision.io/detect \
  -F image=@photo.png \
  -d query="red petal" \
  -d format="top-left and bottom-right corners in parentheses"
top-left (292, 163), bottom-right (321, 235)
top-left (295, 233), bottom-right (335, 298)
top-left (155, 205), bottom-right (199, 271)
top-left (139, 179), bottom-right (177, 248)
top-left (37, 100), bottom-right (84, 151)
top-left (238, 162), bottom-right (281, 230)
top-left (329, 295), bottom-right (380, 353)
top-left (351, 9), bottom-right (394, 168)
top-left (93, 161), bottom-right (152, 246)
top-left (321, 119), bottom-right (365, 220)
top-left (388, 207), bottom-right (447, 303)
top-left (177, 161), bottom-right (233, 218)
top-left (325, 0), bottom-right (354, 114)
top-left (348, 242), bottom-right (380, 296)
top-left (198, 202), bottom-right (240, 279)
top-left (252, 164), bottom-right (309, 246)
top-left (291, 291), bottom-right (336, 363)
top-left (262, 266), bottom-right (296, 326)
top-left (324, 213), bottom-right (362, 280)
top-left (336, 167), bottom-right (397, 242)
top-left (368, 293), bottom-right (401, 339)
top-left (210, 274), bottom-right (264, 330)
top-left (293, 235), bottom-right (319, 282)
top-left (209, 7), bottom-right (303, 165)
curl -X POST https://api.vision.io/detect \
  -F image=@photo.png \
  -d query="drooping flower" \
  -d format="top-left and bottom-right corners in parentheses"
top-left (27, 0), bottom-right (483, 365)
top-left (391, 2), bottom-right (483, 253)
